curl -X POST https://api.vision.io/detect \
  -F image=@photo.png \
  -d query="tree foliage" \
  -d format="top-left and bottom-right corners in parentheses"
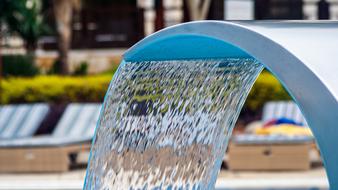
top-left (0, 0), bottom-right (48, 52)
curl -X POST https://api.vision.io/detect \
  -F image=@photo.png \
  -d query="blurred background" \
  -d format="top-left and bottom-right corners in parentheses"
top-left (0, 0), bottom-right (336, 189)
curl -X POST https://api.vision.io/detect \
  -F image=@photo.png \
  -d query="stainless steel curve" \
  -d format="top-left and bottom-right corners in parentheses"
top-left (124, 21), bottom-right (338, 188)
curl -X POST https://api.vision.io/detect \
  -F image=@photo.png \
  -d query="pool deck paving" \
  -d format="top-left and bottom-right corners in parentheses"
top-left (0, 168), bottom-right (328, 190)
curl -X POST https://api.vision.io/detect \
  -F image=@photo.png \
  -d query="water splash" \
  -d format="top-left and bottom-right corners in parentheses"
top-left (84, 58), bottom-right (263, 190)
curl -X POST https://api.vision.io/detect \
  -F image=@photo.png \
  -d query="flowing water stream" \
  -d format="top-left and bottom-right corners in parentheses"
top-left (84, 58), bottom-right (263, 190)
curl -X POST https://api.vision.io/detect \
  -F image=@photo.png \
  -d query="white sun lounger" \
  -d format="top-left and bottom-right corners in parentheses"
top-left (228, 101), bottom-right (314, 171)
top-left (0, 104), bottom-right (50, 139)
top-left (262, 101), bottom-right (308, 126)
top-left (52, 103), bottom-right (101, 139)
top-left (0, 103), bottom-right (102, 172)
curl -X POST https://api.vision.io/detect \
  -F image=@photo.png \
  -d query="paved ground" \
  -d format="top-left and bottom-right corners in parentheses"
top-left (217, 167), bottom-right (328, 189)
top-left (0, 168), bottom-right (328, 190)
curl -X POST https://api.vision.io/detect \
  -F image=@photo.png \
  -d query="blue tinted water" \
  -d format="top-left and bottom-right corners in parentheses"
top-left (84, 59), bottom-right (263, 190)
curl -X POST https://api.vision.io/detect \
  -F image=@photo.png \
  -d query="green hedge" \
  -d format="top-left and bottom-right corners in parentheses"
top-left (0, 71), bottom-right (290, 111)
top-left (245, 71), bottom-right (291, 111)
top-left (1, 75), bottom-right (111, 104)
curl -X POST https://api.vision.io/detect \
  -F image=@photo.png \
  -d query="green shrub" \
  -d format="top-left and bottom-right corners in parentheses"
top-left (2, 55), bottom-right (39, 77)
top-left (73, 61), bottom-right (89, 76)
top-left (244, 71), bottom-right (291, 112)
top-left (47, 60), bottom-right (62, 75)
top-left (0, 71), bottom-right (291, 111)
top-left (1, 75), bottom-right (112, 104)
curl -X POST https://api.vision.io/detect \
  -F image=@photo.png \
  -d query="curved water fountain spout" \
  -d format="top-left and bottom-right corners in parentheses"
top-left (85, 21), bottom-right (338, 189)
